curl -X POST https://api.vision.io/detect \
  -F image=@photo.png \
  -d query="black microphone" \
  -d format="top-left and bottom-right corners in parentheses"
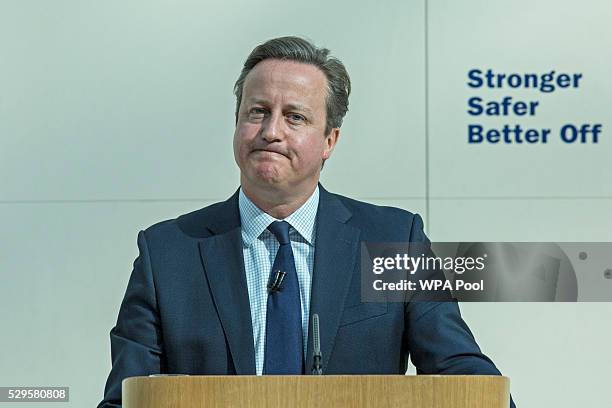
top-left (311, 314), bottom-right (323, 375)
top-left (267, 270), bottom-right (286, 293)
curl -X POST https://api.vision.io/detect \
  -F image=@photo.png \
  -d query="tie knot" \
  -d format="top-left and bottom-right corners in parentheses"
top-left (267, 221), bottom-right (291, 245)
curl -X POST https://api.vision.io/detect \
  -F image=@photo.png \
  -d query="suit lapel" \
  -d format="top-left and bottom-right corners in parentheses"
top-left (198, 193), bottom-right (256, 375)
top-left (307, 186), bottom-right (360, 371)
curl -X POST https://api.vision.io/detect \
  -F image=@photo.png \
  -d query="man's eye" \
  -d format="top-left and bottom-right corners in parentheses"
top-left (248, 108), bottom-right (266, 120)
top-left (287, 113), bottom-right (306, 123)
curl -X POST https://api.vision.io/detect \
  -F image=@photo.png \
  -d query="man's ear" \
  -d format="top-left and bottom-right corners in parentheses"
top-left (322, 128), bottom-right (340, 160)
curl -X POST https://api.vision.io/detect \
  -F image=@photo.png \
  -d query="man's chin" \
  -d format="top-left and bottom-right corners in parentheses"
top-left (249, 165), bottom-right (286, 187)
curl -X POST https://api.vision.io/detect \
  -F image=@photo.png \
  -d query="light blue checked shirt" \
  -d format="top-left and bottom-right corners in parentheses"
top-left (238, 186), bottom-right (318, 375)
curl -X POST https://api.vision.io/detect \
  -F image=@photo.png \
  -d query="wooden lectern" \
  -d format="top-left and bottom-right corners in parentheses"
top-left (123, 375), bottom-right (510, 407)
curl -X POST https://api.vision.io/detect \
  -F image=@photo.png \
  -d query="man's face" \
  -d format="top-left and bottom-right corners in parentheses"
top-left (233, 59), bottom-right (339, 194)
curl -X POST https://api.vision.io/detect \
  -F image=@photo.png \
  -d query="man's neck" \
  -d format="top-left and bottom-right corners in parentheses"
top-left (240, 179), bottom-right (318, 219)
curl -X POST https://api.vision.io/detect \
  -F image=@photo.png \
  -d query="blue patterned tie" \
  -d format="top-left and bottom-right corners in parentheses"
top-left (263, 221), bottom-right (304, 374)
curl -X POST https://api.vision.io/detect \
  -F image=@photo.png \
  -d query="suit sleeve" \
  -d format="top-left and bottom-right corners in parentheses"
top-left (404, 214), bottom-right (517, 407)
top-left (98, 230), bottom-right (164, 408)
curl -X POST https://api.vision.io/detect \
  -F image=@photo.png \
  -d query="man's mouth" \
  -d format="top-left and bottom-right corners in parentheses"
top-left (252, 149), bottom-right (287, 158)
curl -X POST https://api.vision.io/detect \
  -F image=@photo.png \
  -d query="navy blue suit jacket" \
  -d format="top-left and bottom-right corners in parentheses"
top-left (99, 186), bottom-right (512, 407)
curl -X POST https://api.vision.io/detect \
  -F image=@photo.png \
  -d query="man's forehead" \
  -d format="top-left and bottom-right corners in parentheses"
top-left (243, 59), bottom-right (328, 98)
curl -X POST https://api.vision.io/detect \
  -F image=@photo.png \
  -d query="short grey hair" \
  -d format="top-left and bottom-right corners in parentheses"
top-left (233, 36), bottom-right (351, 135)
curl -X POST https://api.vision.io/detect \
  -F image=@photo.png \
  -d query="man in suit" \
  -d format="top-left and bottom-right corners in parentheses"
top-left (99, 36), bottom-right (515, 407)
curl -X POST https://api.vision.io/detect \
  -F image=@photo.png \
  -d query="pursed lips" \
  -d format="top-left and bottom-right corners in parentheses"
top-left (252, 148), bottom-right (288, 158)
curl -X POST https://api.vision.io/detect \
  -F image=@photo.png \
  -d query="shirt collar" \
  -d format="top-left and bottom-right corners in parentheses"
top-left (239, 186), bottom-right (319, 247)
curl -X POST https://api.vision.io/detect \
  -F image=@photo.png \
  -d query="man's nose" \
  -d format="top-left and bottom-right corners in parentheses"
top-left (261, 112), bottom-right (284, 142)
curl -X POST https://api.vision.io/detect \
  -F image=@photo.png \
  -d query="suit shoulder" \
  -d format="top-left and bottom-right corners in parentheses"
top-left (338, 194), bottom-right (427, 242)
top-left (328, 193), bottom-right (425, 242)
top-left (141, 200), bottom-right (230, 241)
top-left (332, 193), bottom-right (419, 222)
